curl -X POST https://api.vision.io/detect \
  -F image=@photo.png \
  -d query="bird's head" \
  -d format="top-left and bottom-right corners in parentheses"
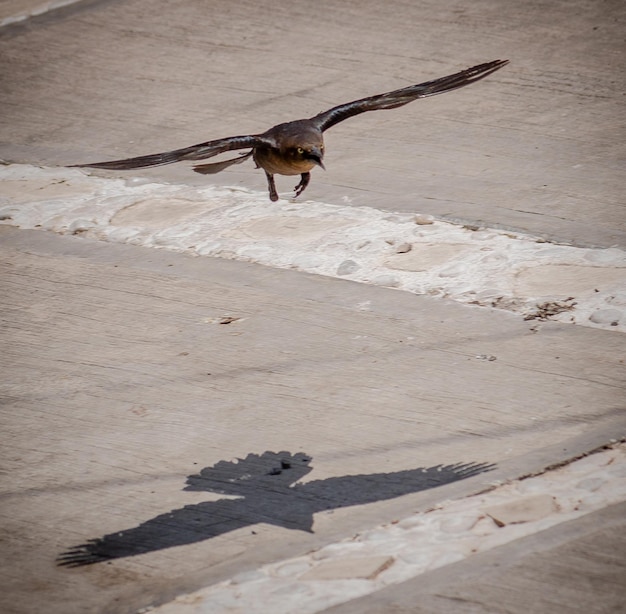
top-left (273, 122), bottom-right (326, 170)
top-left (286, 141), bottom-right (325, 170)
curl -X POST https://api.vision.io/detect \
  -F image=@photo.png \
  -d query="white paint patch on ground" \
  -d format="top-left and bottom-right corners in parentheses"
top-left (2, 164), bottom-right (625, 332)
top-left (148, 444), bottom-right (626, 614)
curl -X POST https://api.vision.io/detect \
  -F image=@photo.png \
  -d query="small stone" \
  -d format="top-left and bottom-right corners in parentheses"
top-left (218, 316), bottom-right (241, 325)
top-left (337, 259), bottom-right (360, 275)
top-left (68, 219), bottom-right (97, 234)
top-left (196, 240), bottom-right (222, 255)
top-left (589, 309), bottom-right (621, 325)
top-left (414, 214), bottom-right (435, 225)
top-left (300, 555), bottom-right (394, 581)
top-left (395, 242), bottom-right (412, 253)
top-left (483, 493), bottom-right (557, 527)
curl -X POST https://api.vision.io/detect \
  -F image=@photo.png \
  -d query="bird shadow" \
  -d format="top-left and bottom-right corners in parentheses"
top-left (57, 451), bottom-right (495, 567)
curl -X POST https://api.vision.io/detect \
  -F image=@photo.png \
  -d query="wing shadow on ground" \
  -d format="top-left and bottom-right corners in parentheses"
top-left (58, 451), bottom-right (494, 567)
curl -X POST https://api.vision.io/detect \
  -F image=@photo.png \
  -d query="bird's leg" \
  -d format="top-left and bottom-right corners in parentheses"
top-left (294, 172), bottom-right (311, 198)
top-left (264, 171), bottom-right (279, 202)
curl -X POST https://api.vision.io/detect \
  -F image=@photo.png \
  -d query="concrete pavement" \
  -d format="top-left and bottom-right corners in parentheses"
top-left (1, 1), bottom-right (625, 612)
top-left (1, 227), bottom-right (624, 613)
top-left (325, 500), bottom-right (626, 614)
top-left (1, 0), bottom-right (625, 247)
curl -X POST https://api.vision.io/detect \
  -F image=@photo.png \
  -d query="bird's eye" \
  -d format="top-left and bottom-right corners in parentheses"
top-left (296, 147), bottom-right (304, 155)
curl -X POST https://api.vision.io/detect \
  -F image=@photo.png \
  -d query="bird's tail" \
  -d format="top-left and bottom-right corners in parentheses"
top-left (192, 151), bottom-right (253, 175)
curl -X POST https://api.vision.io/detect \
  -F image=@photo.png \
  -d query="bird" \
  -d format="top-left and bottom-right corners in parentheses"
top-left (72, 59), bottom-right (508, 202)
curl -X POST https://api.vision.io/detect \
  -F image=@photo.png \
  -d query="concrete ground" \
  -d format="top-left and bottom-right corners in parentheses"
top-left (1, 1), bottom-right (625, 613)
top-left (325, 501), bottom-right (626, 614)
top-left (1, 0), bottom-right (624, 247)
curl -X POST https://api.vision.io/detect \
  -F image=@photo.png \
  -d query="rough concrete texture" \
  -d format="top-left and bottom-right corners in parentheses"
top-left (1, 1), bottom-right (625, 613)
top-left (2, 164), bottom-right (625, 331)
top-left (149, 445), bottom-right (626, 614)
top-left (1, 0), bottom-right (625, 247)
top-left (325, 500), bottom-right (626, 614)
top-left (1, 226), bottom-right (624, 613)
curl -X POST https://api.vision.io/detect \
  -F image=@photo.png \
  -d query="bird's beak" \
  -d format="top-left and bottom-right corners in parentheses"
top-left (309, 146), bottom-right (325, 170)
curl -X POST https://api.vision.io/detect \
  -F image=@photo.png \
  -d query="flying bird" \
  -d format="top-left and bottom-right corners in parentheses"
top-left (73, 59), bottom-right (508, 201)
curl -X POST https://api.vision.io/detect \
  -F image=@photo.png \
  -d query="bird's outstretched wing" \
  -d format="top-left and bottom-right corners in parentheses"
top-left (310, 59), bottom-right (509, 132)
top-left (72, 135), bottom-right (271, 170)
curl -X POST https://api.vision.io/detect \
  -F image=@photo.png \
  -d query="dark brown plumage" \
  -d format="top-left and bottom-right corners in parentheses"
top-left (72, 60), bottom-right (508, 201)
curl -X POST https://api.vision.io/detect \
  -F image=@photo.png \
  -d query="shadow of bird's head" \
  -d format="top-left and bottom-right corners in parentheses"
top-left (184, 451), bottom-right (314, 495)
